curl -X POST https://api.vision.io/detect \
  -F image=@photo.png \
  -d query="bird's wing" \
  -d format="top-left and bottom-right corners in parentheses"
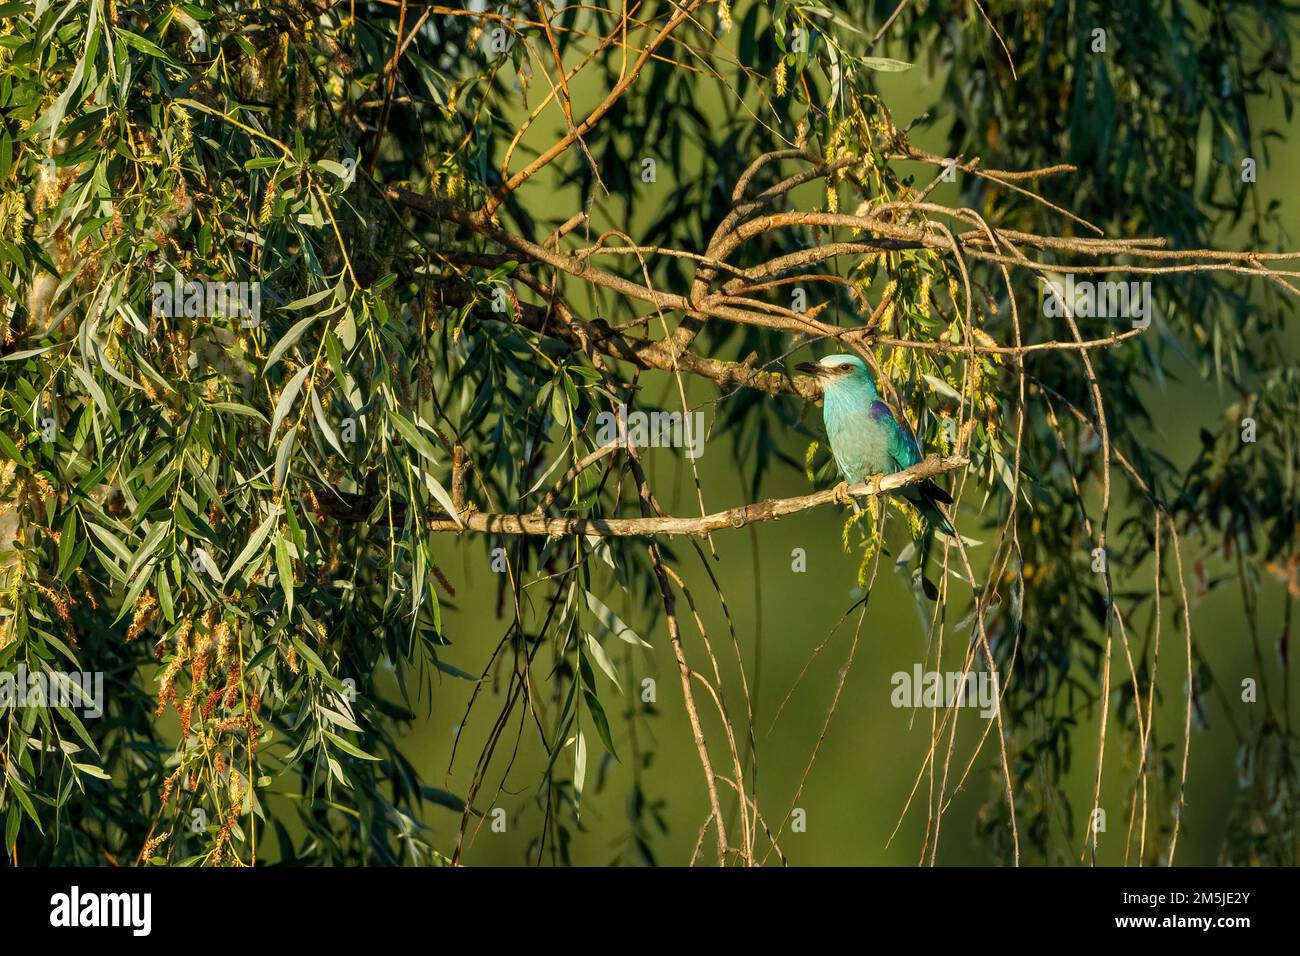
top-left (869, 400), bottom-right (922, 470)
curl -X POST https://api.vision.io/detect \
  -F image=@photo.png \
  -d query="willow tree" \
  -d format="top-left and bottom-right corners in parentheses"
top-left (1, 0), bottom-right (1296, 866)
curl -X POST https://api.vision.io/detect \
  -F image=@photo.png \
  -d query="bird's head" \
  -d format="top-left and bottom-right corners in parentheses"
top-left (794, 354), bottom-right (877, 397)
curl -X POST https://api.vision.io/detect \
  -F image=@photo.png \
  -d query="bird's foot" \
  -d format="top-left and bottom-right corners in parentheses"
top-left (832, 480), bottom-right (854, 506)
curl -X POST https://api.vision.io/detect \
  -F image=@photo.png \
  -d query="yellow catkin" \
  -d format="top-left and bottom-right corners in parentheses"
top-left (75, 570), bottom-right (96, 609)
top-left (259, 180), bottom-right (277, 225)
top-left (156, 656), bottom-right (184, 716)
top-left (878, 279), bottom-right (898, 331)
top-left (140, 832), bottom-right (168, 859)
top-left (175, 617), bottom-right (193, 652)
top-left (127, 592), bottom-right (158, 641)
top-left (903, 500), bottom-right (924, 539)
top-left (214, 621), bottom-right (231, 669)
top-left (159, 768), bottom-right (182, 806)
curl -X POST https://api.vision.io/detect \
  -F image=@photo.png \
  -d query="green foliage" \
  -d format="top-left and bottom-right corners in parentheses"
top-left (0, 0), bottom-right (1296, 867)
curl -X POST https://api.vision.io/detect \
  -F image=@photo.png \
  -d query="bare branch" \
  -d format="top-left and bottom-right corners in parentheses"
top-left (424, 456), bottom-right (968, 536)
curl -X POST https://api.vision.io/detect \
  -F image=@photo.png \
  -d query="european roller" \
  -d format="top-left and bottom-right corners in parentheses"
top-left (796, 354), bottom-right (954, 535)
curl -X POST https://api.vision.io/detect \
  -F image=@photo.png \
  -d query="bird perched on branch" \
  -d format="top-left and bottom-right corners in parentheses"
top-left (796, 354), bottom-right (954, 535)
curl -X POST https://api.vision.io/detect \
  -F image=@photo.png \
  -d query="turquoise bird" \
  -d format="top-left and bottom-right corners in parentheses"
top-left (796, 354), bottom-right (954, 535)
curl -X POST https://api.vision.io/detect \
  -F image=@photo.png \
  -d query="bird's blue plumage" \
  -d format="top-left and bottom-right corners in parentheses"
top-left (820, 358), bottom-right (913, 482)
top-left (812, 354), bottom-right (952, 534)
top-left (870, 400), bottom-right (922, 470)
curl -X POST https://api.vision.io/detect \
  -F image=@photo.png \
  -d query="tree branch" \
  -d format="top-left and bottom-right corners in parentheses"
top-left (424, 455), bottom-right (967, 536)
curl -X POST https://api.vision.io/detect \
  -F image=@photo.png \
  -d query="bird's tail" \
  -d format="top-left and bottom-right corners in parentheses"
top-left (905, 479), bottom-right (955, 537)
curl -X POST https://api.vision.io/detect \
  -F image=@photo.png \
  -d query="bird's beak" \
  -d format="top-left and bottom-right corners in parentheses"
top-left (794, 362), bottom-right (821, 376)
